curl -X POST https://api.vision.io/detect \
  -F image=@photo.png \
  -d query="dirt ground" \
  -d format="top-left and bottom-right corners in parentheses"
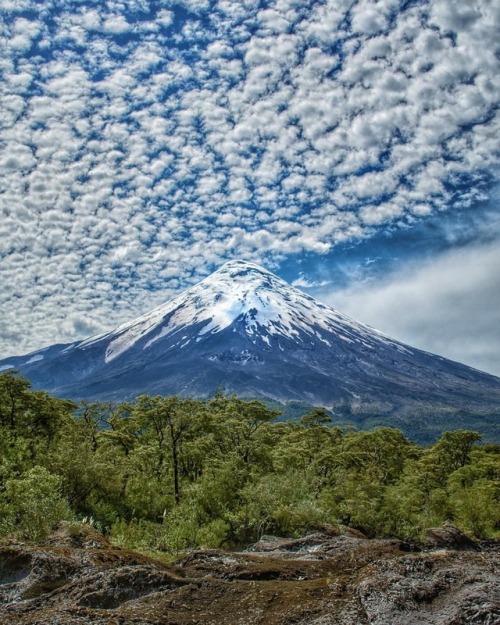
top-left (0, 525), bottom-right (498, 625)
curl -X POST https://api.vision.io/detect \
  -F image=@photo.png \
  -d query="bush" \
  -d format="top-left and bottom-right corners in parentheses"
top-left (0, 466), bottom-right (73, 541)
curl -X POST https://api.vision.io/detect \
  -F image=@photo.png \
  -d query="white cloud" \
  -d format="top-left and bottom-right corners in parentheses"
top-left (351, 0), bottom-right (393, 35)
top-left (292, 275), bottom-right (331, 289)
top-left (103, 15), bottom-right (131, 35)
top-left (0, 0), bottom-right (498, 358)
top-left (318, 241), bottom-right (500, 377)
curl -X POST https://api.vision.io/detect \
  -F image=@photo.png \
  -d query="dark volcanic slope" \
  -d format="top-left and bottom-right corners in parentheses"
top-left (1, 260), bottom-right (500, 417)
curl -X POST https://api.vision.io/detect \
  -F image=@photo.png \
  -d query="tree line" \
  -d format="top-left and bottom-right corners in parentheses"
top-left (0, 370), bottom-right (498, 553)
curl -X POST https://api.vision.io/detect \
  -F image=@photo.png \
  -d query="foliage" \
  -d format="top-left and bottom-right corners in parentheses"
top-left (0, 371), bottom-right (498, 554)
top-left (0, 466), bottom-right (73, 540)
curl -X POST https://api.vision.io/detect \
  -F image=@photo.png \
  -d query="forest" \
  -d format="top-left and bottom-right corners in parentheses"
top-left (0, 370), bottom-right (498, 555)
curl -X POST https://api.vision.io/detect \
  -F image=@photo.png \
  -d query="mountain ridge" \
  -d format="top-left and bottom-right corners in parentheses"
top-left (1, 260), bottom-right (499, 428)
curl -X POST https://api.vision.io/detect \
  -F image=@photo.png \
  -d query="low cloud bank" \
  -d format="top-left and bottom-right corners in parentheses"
top-left (319, 241), bottom-right (500, 377)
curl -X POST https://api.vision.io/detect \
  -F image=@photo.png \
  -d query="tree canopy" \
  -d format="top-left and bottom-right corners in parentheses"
top-left (0, 371), bottom-right (498, 553)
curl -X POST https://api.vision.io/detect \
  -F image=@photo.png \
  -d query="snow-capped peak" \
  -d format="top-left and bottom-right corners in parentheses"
top-left (5, 261), bottom-right (499, 421)
top-left (79, 259), bottom-right (398, 363)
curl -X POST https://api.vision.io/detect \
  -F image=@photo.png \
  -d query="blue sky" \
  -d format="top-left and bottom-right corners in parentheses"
top-left (1, 0), bottom-right (499, 375)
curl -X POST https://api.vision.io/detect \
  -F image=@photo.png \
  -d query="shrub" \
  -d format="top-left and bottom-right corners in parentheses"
top-left (0, 466), bottom-right (73, 541)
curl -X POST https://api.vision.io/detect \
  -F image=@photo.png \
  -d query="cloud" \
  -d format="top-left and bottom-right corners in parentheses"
top-left (0, 0), bottom-right (499, 357)
top-left (291, 275), bottom-right (331, 289)
top-left (318, 241), bottom-right (500, 377)
top-left (103, 15), bottom-right (131, 34)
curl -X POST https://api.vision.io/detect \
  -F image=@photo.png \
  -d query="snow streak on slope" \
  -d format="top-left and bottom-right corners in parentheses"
top-left (76, 260), bottom-right (407, 364)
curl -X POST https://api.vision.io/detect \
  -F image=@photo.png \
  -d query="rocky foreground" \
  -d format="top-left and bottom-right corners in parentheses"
top-left (0, 525), bottom-right (498, 625)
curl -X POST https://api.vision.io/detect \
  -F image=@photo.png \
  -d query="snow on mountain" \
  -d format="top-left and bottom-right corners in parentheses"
top-left (1, 259), bottom-right (500, 437)
top-left (76, 260), bottom-right (407, 364)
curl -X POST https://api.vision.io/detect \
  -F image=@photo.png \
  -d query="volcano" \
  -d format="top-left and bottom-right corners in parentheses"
top-left (1, 260), bottom-right (499, 424)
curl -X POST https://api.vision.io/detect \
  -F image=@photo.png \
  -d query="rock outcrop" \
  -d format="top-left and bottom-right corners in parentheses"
top-left (0, 525), bottom-right (498, 625)
top-left (423, 521), bottom-right (481, 551)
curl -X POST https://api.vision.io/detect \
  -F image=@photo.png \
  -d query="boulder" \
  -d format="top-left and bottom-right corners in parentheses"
top-left (424, 522), bottom-right (480, 551)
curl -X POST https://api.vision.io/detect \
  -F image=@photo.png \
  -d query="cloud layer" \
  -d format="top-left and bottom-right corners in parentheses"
top-left (0, 0), bottom-right (499, 356)
top-left (319, 241), bottom-right (500, 376)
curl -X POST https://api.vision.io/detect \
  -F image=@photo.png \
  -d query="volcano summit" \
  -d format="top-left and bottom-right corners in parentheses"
top-left (1, 260), bottom-right (499, 424)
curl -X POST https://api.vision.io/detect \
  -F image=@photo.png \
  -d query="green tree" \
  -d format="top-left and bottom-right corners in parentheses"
top-left (448, 448), bottom-right (500, 538)
top-left (134, 395), bottom-right (206, 505)
top-left (207, 395), bottom-right (280, 465)
top-left (0, 370), bottom-right (32, 430)
top-left (0, 466), bottom-right (73, 541)
top-left (300, 407), bottom-right (333, 428)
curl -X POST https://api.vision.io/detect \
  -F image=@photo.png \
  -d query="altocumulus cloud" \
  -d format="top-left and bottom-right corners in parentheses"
top-left (0, 0), bottom-right (499, 357)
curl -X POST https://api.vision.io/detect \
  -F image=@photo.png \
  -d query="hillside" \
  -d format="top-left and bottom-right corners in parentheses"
top-left (1, 262), bottom-right (499, 432)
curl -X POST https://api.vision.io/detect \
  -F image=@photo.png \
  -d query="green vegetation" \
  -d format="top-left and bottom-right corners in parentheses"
top-left (0, 371), bottom-right (498, 553)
